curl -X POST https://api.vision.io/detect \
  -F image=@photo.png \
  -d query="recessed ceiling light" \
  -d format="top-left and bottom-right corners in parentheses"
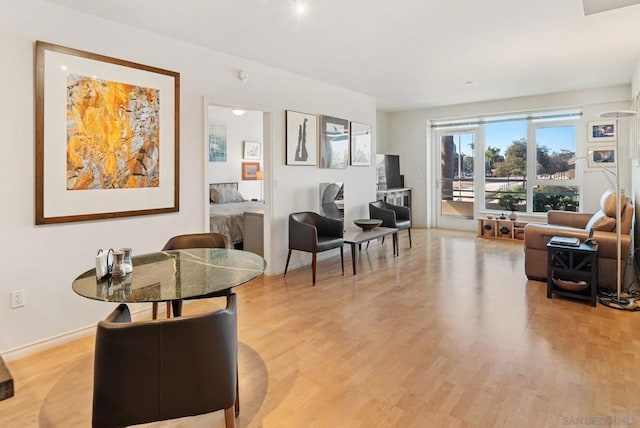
top-left (294, 0), bottom-right (306, 15)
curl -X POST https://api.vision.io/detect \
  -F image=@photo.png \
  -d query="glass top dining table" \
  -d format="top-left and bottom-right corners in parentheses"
top-left (72, 248), bottom-right (265, 316)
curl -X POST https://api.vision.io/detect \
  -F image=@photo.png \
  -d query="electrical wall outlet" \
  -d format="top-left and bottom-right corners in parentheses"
top-left (11, 290), bottom-right (25, 309)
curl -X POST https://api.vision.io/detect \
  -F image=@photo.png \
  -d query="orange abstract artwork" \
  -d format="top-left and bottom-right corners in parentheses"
top-left (66, 74), bottom-right (160, 190)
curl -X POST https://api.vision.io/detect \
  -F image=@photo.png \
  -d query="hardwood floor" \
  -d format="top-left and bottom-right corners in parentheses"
top-left (1, 229), bottom-right (639, 427)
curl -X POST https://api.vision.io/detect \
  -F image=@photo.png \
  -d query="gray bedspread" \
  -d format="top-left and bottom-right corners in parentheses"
top-left (209, 201), bottom-right (264, 245)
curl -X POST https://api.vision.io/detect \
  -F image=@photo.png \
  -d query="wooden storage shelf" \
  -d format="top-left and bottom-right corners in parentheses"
top-left (477, 217), bottom-right (529, 241)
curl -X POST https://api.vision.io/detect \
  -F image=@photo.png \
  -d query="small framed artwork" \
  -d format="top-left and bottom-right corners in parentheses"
top-left (350, 122), bottom-right (372, 166)
top-left (286, 110), bottom-right (317, 165)
top-left (587, 120), bottom-right (616, 142)
top-left (588, 146), bottom-right (616, 168)
top-left (242, 162), bottom-right (260, 180)
top-left (35, 41), bottom-right (180, 225)
top-left (320, 115), bottom-right (350, 169)
top-left (243, 141), bottom-right (261, 160)
top-left (208, 120), bottom-right (227, 161)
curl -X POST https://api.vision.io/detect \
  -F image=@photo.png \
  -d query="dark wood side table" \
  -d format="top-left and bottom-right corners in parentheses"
top-left (547, 240), bottom-right (598, 307)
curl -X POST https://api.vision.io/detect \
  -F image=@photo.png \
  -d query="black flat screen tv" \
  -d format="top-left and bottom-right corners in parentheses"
top-left (377, 154), bottom-right (402, 189)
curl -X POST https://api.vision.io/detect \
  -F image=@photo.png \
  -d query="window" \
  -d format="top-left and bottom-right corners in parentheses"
top-left (433, 110), bottom-right (580, 215)
top-left (484, 120), bottom-right (528, 213)
top-left (531, 122), bottom-right (578, 212)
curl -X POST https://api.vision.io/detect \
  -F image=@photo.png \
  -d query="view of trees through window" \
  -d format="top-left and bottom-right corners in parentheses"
top-left (485, 120), bottom-right (577, 213)
top-left (439, 113), bottom-right (579, 218)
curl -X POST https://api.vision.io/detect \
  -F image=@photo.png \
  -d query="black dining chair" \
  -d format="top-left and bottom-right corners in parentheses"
top-left (284, 211), bottom-right (344, 285)
top-left (153, 232), bottom-right (229, 320)
top-left (369, 201), bottom-right (412, 248)
top-left (92, 294), bottom-right (238, 428)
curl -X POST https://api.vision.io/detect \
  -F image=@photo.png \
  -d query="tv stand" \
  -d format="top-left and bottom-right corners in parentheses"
top-left (376, 188), bottom-right (411, 210)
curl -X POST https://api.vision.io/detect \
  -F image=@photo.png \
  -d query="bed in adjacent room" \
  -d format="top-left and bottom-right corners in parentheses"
top-left (209, 182), bottom-right (264, 247)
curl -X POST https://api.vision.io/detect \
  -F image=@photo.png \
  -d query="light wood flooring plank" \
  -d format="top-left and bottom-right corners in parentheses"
top-left (1, 229), bottom-right (639, 427)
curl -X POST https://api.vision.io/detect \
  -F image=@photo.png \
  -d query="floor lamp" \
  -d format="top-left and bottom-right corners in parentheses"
top-left (597, 110), bottom-right (638, 311)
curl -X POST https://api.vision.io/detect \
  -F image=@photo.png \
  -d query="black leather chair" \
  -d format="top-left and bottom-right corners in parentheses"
top-left (284, 212), bottom-right (344, 285)
top-left (369, 201), bottom-right (412, 248)
top-left (92, 294), bottom-right (238, 428)
top-left (154, 232), bottom-right (229, 319)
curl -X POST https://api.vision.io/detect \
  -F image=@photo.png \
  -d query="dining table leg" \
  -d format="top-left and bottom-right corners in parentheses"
top-left (171, 299), bottom-right (183, 317)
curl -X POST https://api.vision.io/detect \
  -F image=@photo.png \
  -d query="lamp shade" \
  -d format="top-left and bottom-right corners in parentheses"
top-left (256, 171), bottom-right (264, 180)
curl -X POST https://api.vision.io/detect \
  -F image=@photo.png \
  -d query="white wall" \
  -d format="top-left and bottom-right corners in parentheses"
top-left (376, 110), bottom-right (390, 153)
top-left (387, 85), bottom-right (632, 228)
top-left (0, 1), bottom-right (376, 355)
top-left (207, 107), bottom-right (263, 201)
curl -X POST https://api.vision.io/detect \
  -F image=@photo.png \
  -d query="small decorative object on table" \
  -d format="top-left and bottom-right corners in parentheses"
top-left (354, 218), bottom-right (383, 231)
top-left (119, 247), bottom-right (133, 273)
top-left (111, 250), bottom-right (127, 277)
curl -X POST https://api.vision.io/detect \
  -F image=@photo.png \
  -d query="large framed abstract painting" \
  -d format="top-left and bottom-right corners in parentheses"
top-left (320, 115), bottom-right (349, 169)
top-left (35, 41), bottom-right (180, 224)
top-left (350, 122), bottom-right (372, 166)
top-left (286, 110), bottom-right (317, 166)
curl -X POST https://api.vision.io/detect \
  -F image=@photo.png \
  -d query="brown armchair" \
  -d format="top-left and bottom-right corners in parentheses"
top-left (369, 200), bottom-right (412, 248)
top-left (284, 212), bottom-right (344, 285)
top-left (524, 189), bottom-right (633, 289)
top-left (92, 294), bottom-right (238, 428)
top-left (154, 232), bottom-right (229, 319)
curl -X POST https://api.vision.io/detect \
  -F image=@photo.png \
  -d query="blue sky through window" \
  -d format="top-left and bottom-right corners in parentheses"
top-left (485, 121), bottom-right (575, 155)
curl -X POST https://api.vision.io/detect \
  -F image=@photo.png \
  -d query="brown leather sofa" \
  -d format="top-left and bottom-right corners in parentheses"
top-left (524, 189), bottom-right (633, 290)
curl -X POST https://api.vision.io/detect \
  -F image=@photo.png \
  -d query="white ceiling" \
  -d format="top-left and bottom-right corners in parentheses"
top-left (46, 0), bottom-right (640, 111)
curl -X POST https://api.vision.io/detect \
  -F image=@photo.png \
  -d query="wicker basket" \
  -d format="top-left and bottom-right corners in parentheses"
top-left (552, 277), bottom-right (589, 292)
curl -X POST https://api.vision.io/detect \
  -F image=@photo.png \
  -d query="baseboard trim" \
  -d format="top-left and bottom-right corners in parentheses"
top-left (1, 305), bottom-right (154, 362)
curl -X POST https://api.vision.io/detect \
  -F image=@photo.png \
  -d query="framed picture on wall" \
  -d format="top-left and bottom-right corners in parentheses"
top-left (286, 110), bottom-right (317, 165)
top-left (208, 120), bottom-right (227, 161)
top-left (587, 120), bottom-right (616, 142)
top-left (320, 115), bottom-right (349, 169)
top-left (350, 122), bottom-right (372, 166)
top-left (243, 140), bottom-right (261, 160)
top-left (242, 162), bottom-right (260, 180)
top-left (588, 146), bottom-right (616, 168)
top-left (35, 41), bottom-right (180, 225)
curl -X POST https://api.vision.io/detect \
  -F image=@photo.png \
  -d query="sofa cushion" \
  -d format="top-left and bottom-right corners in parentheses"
top-left (585, 210), bottom-right (616, 232)
top-left (600, 189), bottom-right (625, 217)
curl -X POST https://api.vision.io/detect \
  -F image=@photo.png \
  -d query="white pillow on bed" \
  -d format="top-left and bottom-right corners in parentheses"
top-left (222, 188), bottom-right (246, 203)
top-left (210, 188), bottom-right (244, 204)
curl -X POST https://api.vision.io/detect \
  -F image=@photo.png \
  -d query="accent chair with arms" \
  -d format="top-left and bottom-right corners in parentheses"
top-left (92, 294), bottom-right (238, 428)
top-left (369, 200), bottom-right (412, 248)
top-left (284, 211), bottom-right (344, 285)
top-left (523, 189), bottom-right (633, 289)
top-left (153, 232), bottom-right (229, 319)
